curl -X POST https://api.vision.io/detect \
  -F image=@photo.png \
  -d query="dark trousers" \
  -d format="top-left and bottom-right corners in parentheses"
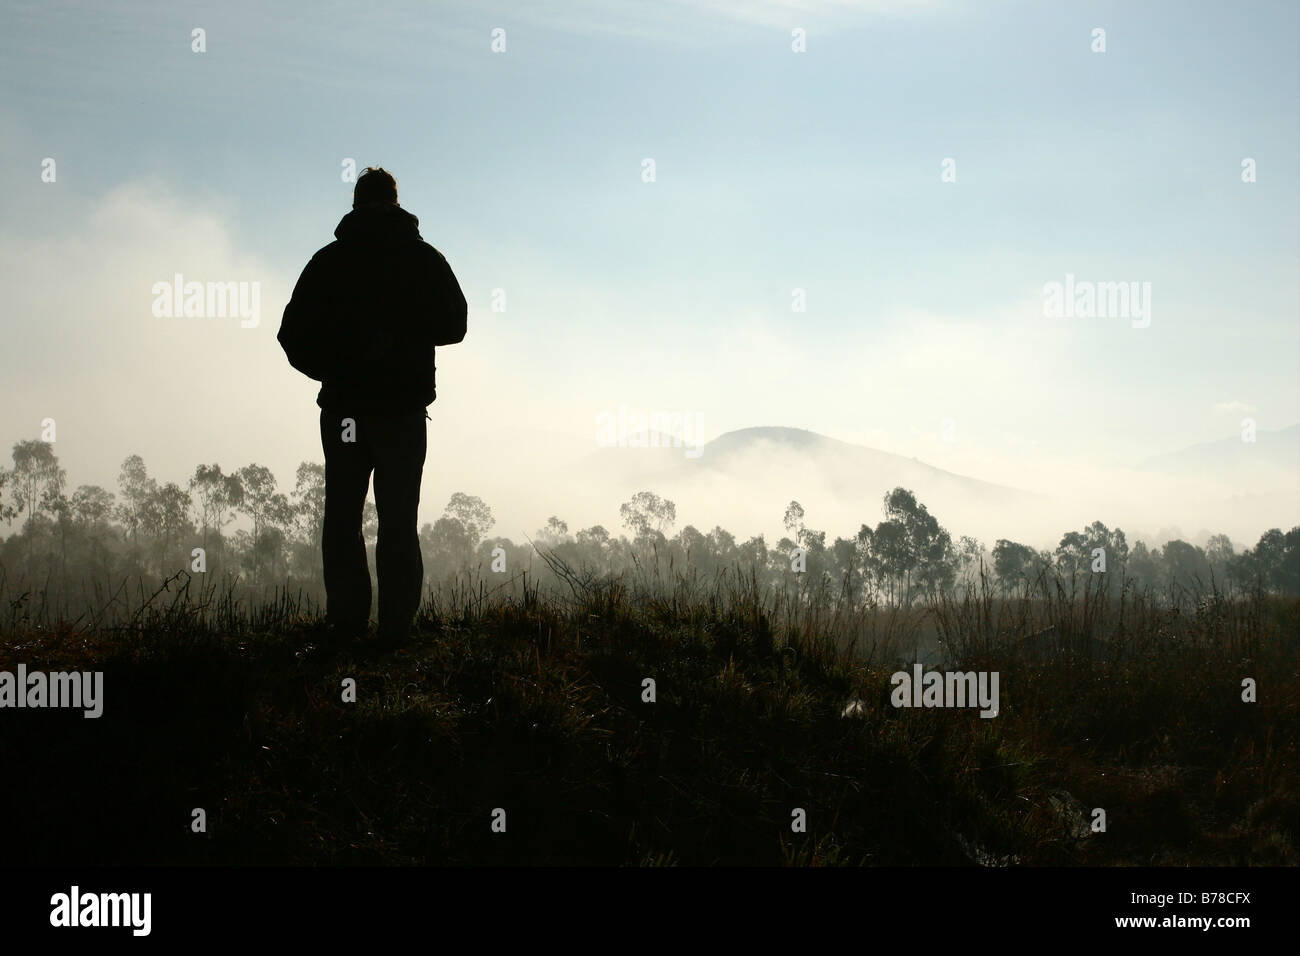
top-left (319, 408), bottom-right (427, 639)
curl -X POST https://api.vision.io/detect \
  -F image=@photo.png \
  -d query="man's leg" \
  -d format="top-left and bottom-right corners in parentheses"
top-left (320, 408), bottom-right (374, 635)
top-left (371, 409), bottom-right (427, 644)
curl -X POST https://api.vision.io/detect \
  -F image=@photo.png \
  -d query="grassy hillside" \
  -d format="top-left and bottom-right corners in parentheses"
top-left (1, 570), bottom-right (1296, 866)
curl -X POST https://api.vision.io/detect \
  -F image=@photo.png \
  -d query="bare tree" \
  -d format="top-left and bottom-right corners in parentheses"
top-left (115, 454), bottom-right (156, 547)
top-left (11, 439), bottom-right (65, 527)
top-left (189, 463), bottom-right (244, 558)
top-left (236, 464), bottom-right (292, 580)
top-left (443, 492), bottom-right (494, 548)
top-left (619, 491), bottom-right (676, 541)
top-left (292, 462), bottom-right (326, 579)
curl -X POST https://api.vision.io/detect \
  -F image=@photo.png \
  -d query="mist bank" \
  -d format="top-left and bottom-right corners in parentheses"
top-left (447, 426), bottom-right (1300, 554)
top-left (27, 423), bottom-right (1299, 557)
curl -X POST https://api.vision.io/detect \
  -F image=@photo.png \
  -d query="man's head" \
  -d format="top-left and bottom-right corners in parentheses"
top-left (353, 167), bottom-right (398, 208)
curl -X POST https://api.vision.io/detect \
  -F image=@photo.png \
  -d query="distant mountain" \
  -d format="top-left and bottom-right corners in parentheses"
top-left (1137, 424), bottom-right (1300, 479)
top-left (585, 425), bottom-right (1028, 490)
top-left (538, 423), bottom-right (1298, 548)
top-left (696, 427), bottom-right (1030, 501)
top-left (573, 425), bottom-right (1036, 536)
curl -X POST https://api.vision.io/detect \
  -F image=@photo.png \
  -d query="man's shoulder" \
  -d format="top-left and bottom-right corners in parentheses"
top-left (417, 240), bottom-right (448, 261)
top-left (305, 237), bottom-right (446, 269)
top-left (308, 240), bottom-right (346, 264)
top-left (403, 241), bottom-right (450, 272)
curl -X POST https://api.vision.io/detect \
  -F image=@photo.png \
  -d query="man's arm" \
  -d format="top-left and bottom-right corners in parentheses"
top-left (430, 249), bottom-right (468, 347)
top-left (277, 253), bottom-right (335, 381)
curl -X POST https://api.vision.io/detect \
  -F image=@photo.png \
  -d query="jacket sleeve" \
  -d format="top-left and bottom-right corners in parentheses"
top-left (278, 253), bottom-right (335, 381)
top-left (430, 249), bottom-right (468, 346)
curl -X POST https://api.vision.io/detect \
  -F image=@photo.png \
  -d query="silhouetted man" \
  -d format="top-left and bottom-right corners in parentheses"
top-left (278, 167), bottom-right (467, 648)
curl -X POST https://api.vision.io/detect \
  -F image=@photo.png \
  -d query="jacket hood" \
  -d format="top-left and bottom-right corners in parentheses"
top-left (334, 202), bottom-right (422, 242)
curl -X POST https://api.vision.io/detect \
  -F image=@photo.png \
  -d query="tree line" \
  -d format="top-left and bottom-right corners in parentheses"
top-left (2, 439), bottom-right (1297, 613)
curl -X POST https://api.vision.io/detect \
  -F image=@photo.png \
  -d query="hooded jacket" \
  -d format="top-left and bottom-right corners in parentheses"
top-left (277, 202), bottom-right (467, 413)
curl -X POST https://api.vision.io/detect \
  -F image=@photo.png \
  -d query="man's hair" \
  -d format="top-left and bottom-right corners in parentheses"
top-left (354, 167), bottom-right (398, 207)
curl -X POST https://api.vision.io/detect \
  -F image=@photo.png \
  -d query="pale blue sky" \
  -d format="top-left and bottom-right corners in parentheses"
top-left (1, 0), bottom-right (1296, 543)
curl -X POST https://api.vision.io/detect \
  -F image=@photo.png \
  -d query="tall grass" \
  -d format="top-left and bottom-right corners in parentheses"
top-left (0, 556), bottom-right (1294, 865)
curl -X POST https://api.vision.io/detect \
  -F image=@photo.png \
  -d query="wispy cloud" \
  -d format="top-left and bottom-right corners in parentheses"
top-left (678, 0), bottom-right (956, 27)
top-left (503, 0), bottom-right (961, 43)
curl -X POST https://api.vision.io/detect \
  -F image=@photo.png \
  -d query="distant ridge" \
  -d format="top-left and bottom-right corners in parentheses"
top-left (560, 423), bottom-right (1296, 545)
top-left (698, 426), bottom-right (1033, 499)
top-left (1137, 424), bottom-right (1300, 475)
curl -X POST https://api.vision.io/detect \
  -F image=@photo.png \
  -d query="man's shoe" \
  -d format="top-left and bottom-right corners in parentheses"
top-left (319, 620), bottom-right (367, 651)
top-left (371, 625), bottom-right (413, 651)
